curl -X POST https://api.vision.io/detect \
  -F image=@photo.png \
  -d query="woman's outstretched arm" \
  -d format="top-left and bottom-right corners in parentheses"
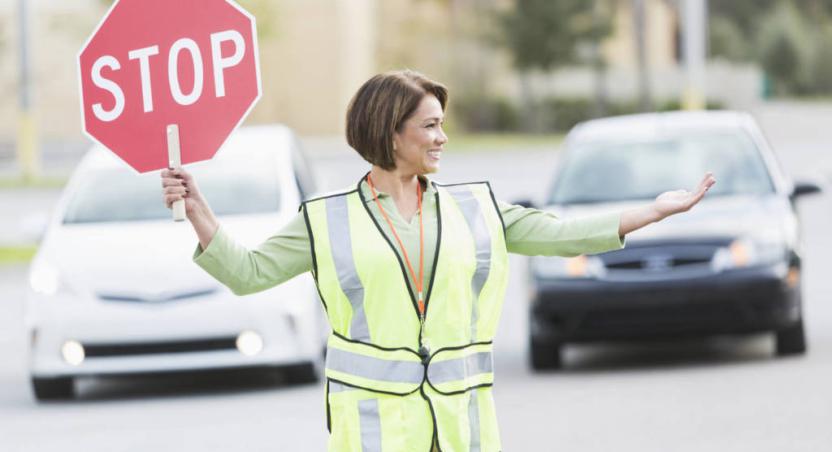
top-left (501, 172), bottom-right (715, 257)
top-left (161, 167), bottom-right (313, 295)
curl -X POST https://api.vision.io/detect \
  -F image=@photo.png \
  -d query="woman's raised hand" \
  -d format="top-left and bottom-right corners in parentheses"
top-left (652, 172), bottom-right (717, 219)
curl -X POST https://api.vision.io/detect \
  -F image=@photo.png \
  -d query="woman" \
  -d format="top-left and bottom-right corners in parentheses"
top-left (161, 70), bottom-right (715, 451)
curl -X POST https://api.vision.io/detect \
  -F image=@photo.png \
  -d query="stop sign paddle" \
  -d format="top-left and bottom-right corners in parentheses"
top-left (78, 0), bottom-right (261, 221)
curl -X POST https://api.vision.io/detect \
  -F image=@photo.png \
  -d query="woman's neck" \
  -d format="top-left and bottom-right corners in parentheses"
top-left (368, 166), bottom-right (421, 201)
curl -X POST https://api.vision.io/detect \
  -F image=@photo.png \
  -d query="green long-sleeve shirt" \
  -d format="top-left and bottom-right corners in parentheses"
top-left (194, 177), bottom-right (625, 296)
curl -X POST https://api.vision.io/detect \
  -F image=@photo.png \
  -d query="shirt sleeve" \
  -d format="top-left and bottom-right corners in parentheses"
top-left (192, 209), bottom-right (313, 295)
top-left (498, 200), bottom-right (626, 257)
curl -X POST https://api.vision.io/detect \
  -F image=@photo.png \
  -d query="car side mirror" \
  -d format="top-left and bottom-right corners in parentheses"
top-left (791, 181), bottom-right (822, 199)
top-left (513, 198), bottom-right (536, 209)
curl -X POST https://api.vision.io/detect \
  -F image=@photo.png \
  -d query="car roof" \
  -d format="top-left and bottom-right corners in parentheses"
top-left (80, 124), bottom-right (296, 171)
top-left (567, 110), bottom-right (756, 144)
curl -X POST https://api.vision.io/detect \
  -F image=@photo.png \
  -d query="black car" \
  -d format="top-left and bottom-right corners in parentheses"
top-left (527, 111), bottom-right (821, 370)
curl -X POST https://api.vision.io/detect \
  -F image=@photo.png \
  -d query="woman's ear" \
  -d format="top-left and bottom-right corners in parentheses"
top-left (392, 133), bottom-right (400, 152)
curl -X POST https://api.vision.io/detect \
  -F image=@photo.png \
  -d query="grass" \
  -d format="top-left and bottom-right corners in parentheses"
top-left (0, 176), bottom-right (68, 189)
top-left (444, 132), bottom-right (564, 153)
top-left (0, 246), bottom-right (38, 265)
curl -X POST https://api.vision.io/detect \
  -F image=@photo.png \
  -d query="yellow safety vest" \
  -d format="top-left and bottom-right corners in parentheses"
top-left (302, 178), bottom-right (509, 452)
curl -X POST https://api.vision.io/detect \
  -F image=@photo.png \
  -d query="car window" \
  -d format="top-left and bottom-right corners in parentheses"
top-left (63, 154), bottom-right (282, 224)
top-left (550, 132), bottom-right (775, 204)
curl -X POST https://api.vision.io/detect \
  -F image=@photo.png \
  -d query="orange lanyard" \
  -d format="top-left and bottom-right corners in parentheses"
top-left (366, 174), bottom-right (426, 318)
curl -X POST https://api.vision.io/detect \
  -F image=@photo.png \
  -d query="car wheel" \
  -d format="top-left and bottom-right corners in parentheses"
top-left (529, 336), bottom-right (563, 371)
top-left (283, 362), bottom-right (320, 384)
top-left (776, 319), bottom-right (807, 356)
top-left (31, 376), bottom-right (75, 401)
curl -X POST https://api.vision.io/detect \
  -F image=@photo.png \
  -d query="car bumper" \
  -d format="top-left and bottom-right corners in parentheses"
top-left (530, 263), bottom-right (801, 343)
top-left (27, 293), bottom-right (323, 378)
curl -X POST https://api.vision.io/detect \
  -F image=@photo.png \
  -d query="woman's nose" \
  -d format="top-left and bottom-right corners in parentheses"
top-left (437, 127), bottom-right (448, 145)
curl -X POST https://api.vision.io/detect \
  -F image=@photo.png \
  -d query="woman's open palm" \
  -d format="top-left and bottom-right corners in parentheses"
top-left (653, 172), bottom-right (717, 218)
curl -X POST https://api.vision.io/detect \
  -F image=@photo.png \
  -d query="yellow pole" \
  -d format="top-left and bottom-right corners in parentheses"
top-left (17, 111), bottom-right (40, 183)
top-left (682, 0), bottom-right (707, 111)
top-left (682, 88), bottom-right (705, 111)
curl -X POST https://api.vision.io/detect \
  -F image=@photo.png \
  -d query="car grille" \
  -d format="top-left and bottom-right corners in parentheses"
top-left (83, 337), bottom-right (238, 357)
top-left (605, 256), bottom-right (711, 270)
top-left (598, 240), bottom-right (730, 280)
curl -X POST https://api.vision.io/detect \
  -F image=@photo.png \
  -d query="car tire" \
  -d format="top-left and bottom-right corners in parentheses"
top-left (284, 362), bottom-right (320, 384)
top-left (31, 376), bottom-right (75, 401)
top-left (529, 337), bottom-right (563, 371)
top-left (776, 319), bottom-right (807, 356)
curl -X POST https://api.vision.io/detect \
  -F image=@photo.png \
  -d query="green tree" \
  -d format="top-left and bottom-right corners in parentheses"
top-left (500, 0), bottom-right (607, 71)
top-left (757, 2), bottom-right (811, 94)
top-left (709, 16), bottom-right (751, 62)
top-left (499, 0), bottom-right (613, 130)
top-left (709, 0), bottom-right (777, 38)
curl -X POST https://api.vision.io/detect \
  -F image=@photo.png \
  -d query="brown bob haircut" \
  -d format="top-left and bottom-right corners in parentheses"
top-left (346, 70), bottom-right (448, 170)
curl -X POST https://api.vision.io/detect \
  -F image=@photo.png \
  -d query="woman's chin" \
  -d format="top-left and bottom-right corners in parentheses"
top-left (423, 160), bottom-right (440, 174)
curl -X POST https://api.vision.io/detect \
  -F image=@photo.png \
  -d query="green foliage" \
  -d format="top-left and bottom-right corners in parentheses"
top-left (709, 16), bottom-right (751, 62)
top-left (452, 96), bottom-right (520, 132)
top-left (757, 2), bottom-right (813, 94)
top-left (709, 0), bottom-right (777, 37)
top-left (808, 25), bottom-right (832, 93)
top-left (710, 0), bottom-right (832, 96)
top-left (452, 96), bottom-right (723, 134)
top-left (0, 246), bottom-right (38, 265)
top-left (235, 0), bottom-right (278, 40)
top-left (499, 0), bottom-right (612, 71)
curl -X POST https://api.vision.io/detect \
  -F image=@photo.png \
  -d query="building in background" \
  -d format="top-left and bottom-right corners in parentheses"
top-left (0, 0), bottom-right (763, 159)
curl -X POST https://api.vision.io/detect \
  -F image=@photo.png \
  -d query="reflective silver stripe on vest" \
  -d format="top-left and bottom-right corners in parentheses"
top-left (328, 381), bottom-right (354, 393)
top-left (358, 399), bottom-right (383, 452)
top-left (427, 351), bottom-right (493, 384)
top-left (326, 347), bottom-right (424, 384)
top-left (445, 186), bottom-right (492, 341)
top-left (325, 196), bottom-right (371, 341)
top-left (469, 390), bottom-right (481, 452)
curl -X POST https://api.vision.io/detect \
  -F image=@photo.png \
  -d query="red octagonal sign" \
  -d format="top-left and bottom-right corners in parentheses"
top-left (78, 0), bottom-right (261, 173)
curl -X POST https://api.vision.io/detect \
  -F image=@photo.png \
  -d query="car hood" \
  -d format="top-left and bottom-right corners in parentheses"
top-left (37, 213), bottom-right (289, 298)
top-left (546, 194), bottom-right (796, 243)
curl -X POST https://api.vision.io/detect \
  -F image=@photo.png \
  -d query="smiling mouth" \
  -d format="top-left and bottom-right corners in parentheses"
top-left (428, 150), bottom-right (442, 159)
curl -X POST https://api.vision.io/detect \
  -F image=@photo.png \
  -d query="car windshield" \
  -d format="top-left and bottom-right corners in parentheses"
top-left (549, 131), bottom-right (775, 204)
top-left (62, 153), bottom-right (282, 223)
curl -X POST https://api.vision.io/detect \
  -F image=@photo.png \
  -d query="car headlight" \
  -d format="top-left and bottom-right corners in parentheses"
top-left (711, 234), bottom-right (787, 271)
top-left (28, 262), bottom-right (76, 296)
top-left (531, 255), bottom-right (606, 279)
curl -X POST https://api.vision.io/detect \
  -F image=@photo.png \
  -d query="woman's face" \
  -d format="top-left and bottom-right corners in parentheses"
top-left (392, 94), bottom-right (447, 175)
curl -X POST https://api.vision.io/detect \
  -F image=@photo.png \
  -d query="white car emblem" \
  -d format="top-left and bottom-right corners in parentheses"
top-left (643, 254), bottom-right (673, 271)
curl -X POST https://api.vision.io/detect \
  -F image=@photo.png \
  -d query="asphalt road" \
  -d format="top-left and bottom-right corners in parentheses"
top-left (1, 103), bottom-right (831, 451)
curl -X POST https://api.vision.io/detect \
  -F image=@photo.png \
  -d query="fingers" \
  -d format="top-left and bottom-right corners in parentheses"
top-left (163, 185), bottom-right (188, 196)
top-left (161, 168), bottom-right (192, 183)
top-left (685, 172), bottom-right (716, 209)
top-left (160, 168), bottom-right (194, 209)
top-left (163, 193), bottom-right (184, 209)
top-left (696, 172), bottom-right (716, 194)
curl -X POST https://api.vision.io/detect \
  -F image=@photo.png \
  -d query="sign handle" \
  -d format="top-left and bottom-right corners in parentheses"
top-left (166, 124), bottom-right (186, 222)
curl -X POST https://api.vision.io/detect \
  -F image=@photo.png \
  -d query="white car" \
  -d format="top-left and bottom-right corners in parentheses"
top-left (26, 125), bottom-right (325, 401)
